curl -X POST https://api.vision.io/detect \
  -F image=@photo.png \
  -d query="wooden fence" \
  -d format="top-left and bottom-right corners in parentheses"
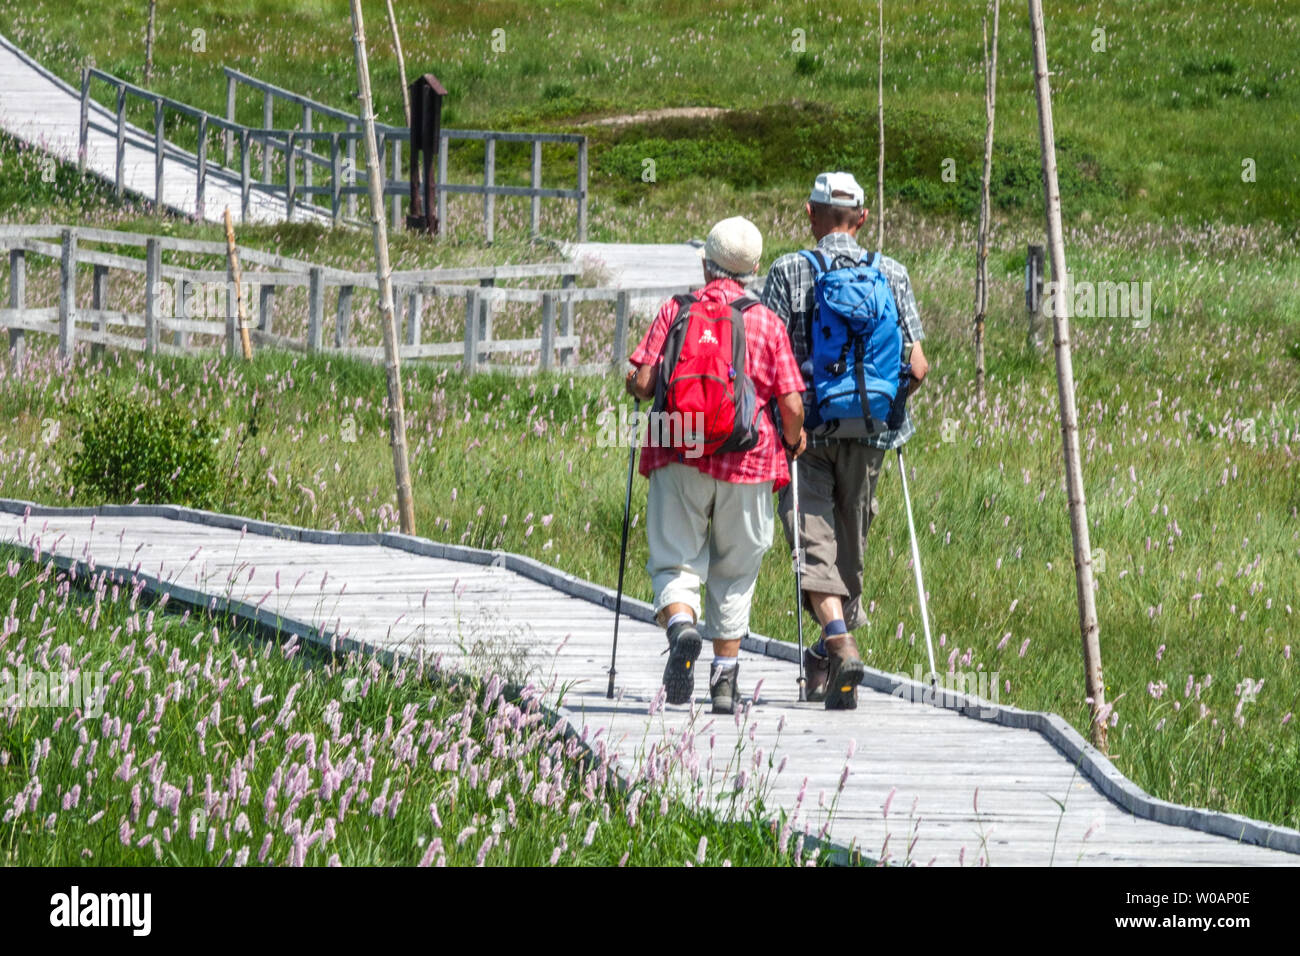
top-left (0, 225), bottom-right (692, 376)
top-left (78, 66), bottom-right (588, 239)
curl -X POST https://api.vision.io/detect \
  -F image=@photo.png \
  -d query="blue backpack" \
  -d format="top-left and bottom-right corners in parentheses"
top-left (799, 249), bottom-right (909, 436)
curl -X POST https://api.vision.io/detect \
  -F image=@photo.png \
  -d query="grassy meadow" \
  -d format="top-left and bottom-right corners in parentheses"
top-left (0, 0), bottom-right (1298, 849)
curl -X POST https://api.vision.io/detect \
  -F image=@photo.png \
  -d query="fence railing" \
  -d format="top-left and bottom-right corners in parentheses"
top-left (222, 67), bottom-right (589, 241)
top-left (0, 225), bottom-right (687, 376)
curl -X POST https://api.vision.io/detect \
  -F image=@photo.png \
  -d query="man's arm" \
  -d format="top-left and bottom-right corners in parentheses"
top-left (906, 342), bottom-right (929, 396)
top-left (776, 391), bottom-right (806, 459)
top-left (625, 363), bottom-right (656, 401)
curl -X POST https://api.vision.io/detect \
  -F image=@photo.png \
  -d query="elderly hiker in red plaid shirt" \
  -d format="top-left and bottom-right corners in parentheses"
top-left (625, 216), bottom-right (806, 715)
top-left (761, 172), bottom-right (930, 710)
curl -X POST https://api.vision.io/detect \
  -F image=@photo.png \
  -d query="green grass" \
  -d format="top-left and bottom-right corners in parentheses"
top-left (0, 545), bottom-right (818, 866)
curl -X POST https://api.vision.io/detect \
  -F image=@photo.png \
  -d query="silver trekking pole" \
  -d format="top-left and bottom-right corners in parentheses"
top-left (608, 398), bottom-right (639, 699)
top-left (791, 458), bottom-right (807, 702)
top-left (896, 447), bottom-right (938, 689)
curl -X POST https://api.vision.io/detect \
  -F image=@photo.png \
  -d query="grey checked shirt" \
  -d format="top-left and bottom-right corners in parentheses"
top-left (760, 232), bottom-right (925, 450)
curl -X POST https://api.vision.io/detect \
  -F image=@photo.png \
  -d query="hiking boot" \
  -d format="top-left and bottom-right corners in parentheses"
top-left (709, 661), bottom-right (739, 715)
top-left (823, 635), bottom-right (865, 711)
top-left (662, 620), bottom-right (703, 705)
top-left (803, 644), bottom-right (830, 702)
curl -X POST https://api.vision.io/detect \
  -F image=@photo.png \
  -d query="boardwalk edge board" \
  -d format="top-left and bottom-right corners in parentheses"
top-left (1, 497), bottom-right (1297, 858)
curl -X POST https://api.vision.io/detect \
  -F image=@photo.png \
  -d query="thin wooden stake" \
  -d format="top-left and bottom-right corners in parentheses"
top-left (974, 0), bottom-right (1000, 406)
top-left (876, 0), bottom-right (885, 252)
top-left (144, 0), bottom-right (157, 86)
top-left (351, 0), bottom-right (417, 537)
top-left (385, 0), bottom-right (412, 128)
top-left (222, 208), bottom-right (254, 359)
top-left (1029, 0), bottom-right (1106, 752)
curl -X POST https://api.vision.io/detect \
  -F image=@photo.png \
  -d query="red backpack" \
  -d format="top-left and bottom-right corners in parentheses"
top-left (652, 294), bottom-right (761, 457)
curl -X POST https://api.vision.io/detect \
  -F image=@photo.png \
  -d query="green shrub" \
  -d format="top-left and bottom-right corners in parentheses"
top-left (63, 390), bottom-right (222, 508)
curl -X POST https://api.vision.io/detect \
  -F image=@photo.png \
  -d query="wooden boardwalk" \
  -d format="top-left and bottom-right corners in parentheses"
top-left (3, 502), bottom-right (1297, 866)
top-left (563, 241), bottom-right (712, 314)
top-left (0, 32), bottom-right (311, 224)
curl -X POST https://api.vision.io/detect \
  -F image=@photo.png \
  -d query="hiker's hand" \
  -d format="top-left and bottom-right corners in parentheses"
top-left (624, 367), bottom-right (638, 397)
top-left (907, 343), bottom-right (929, 396)
top-left (783, 427), bottom-right (806, 460)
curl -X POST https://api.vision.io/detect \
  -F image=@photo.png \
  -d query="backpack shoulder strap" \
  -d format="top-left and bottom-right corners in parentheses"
top-left (864, 251), bottom-right (882, 270)
top-left (798, 248), bottom-right (828, 276)
top-left (730, 294), bottom-right (759, 313)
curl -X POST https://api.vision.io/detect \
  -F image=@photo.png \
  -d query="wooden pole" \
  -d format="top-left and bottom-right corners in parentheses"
top-left (222, 207), bottom-right (254, 360)
top-left (385, 0), bottom-right (412, 128)
top-left (875, 0), bottom-right (885, 252)
top-left (144, 0), bottom-right (157, 86)
top-left (350, 0), bottom-right (417, 536)
top-left (1028, 0), bottom-right (1106, 752)
top-left (974, 0), bottom-right (1000, 406)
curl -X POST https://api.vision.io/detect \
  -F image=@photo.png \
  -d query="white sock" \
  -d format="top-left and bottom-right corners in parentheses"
top-left (712, 656), bottom-right (738, 671)
top-left (665, 612), bottom-right (694, 631)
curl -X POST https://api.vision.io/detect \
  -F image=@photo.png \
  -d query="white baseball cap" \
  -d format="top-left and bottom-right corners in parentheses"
top-left (809, 171), bottom-right (865, 207)
top-left (702, 216), bottom-right (763, 275)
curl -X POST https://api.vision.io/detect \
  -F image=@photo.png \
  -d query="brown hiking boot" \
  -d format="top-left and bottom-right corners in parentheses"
top-left (803, 644), bottom-right (830, 702)
top-left (823, 634), bottom-right (865, 710)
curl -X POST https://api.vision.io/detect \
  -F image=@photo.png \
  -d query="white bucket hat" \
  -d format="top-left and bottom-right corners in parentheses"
top-left (702, 216), bottom-right (763, 276)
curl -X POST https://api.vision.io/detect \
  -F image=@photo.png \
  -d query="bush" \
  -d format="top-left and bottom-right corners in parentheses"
top-left (64, 390), bottom-right (222, 509)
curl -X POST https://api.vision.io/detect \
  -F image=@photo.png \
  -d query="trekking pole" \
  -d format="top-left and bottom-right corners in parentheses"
top-left (896, 448), bottom-right (938, 689)
top-left (608, 398), bottom-right (639, 699)
top-left (791, 458), bottom-right (808, 702)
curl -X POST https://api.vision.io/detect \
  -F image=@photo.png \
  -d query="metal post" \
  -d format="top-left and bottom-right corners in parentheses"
top-left (303, 106), bottom-right (313, 189)
top-left (436, 133), bottom-right (448, 233)
top-left (91, 263), bottom-right (109, 361)
top-left (59, 229), bottom-right (77, 358)
top-left (196, 113), bottom-right (208, 220)
top-left (612, 290), bottom-right (630, 369)
top-left (286, 130), bottom-right (297, 221)
top-left (347, 121), bottom-right (358, 218)
top-left (478, 278), bottom-right (494, 349)
top-left (154, 98), bottom-right (165, 210)
top-left (576, 137), bottom-right (588, 241)
top-left (483, 137), bottom-right (495, 244)
top-left (263, 91), bottom-right (273, 180)
top-left (462, 289), bottom-right (478, 374)
top-left (224, 73), bottom-right (236, 165)
top-left (405, 290), bottom-right (422, 346)
top-left (240, 130), bottom-right (251, 222)
top-left (335, 285), bottom-right (353, 347)
top-left (559, 273), bottom-right (576, 366)
top-left (175, 278), bottom-right (191, 349)
top-left (307, 267), bottom-right (324, 351)
top-left (540, 290), bottom-right (556, 372)
top-left (8, 249), bottom-right (26, 371)
top-left (144, 238), bottom-right (161, 354)
top-left (391, 136), bottom-right (402, 232)
top-left (115, 86), bottom-right (126, 197)
top-left (78, 68), bottom-right (90, 173)
top-left (530, 139), bottom-right (542, 238)
top-left (258, 284), bottom-right (275, 333)
top-left (330, 133), bottom-right (342, 225)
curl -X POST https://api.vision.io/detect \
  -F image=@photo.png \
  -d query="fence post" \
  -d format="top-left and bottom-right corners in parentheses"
top-left (405, 290), bottom-right (422, 347)
top-left (240, 130), bottom-right (252, 222)
top-left (478, 278), bottom-right (495, 351)
top-left (530, 140), bottom-right (542, 238)
top-left (612, 290), bottom-right (630, 369)
top-left (8, 249), bottom-right (25, 371)
top-left (436, 133), bottom-right (448, 233)
top-left (286, 130), bottom-right (297, 221)
top-left (347, 121), bottom-right (358, 219)
top-left (91, 263), bottom-right (109, 361)
top-left (224, 73), bottom-right (236, 165)
top-left (196, 113), bottom-right (208, 220)
top-left (483, 136), bottom-right (496, 244)
top-left (559, 273), bottom-right (576, 366)
top-left (391, 136), bottom-right (403, 232)
top-left (262, 91), bottom-right (273, 180)
top-left (78, 68), bottom-right (90, 173)
top-left (307, 267), bottom-right (324, 351)
top-left (540, 291), bottom-right (556, 372)
top-left (175, 278), bottom-right (191, 349)
top-left (463, 289), bottom-right (479, 374)
top-left (335, 285), bottom-right (353, 347)
top-left (330, 133), bottom-right (342, 225)
top-left (115, 86), bottom-right (126, 197)
top-left (258, 284), bottom-right (275, 333)
top-left (303, 105), bottom-right (313, 190)
top-left (154, 98), bottom-right (165, 210)
top-left (576, 137), bottom-right (588, 242)
top-left (59, 229), bottom-right (77, 358)
top-left (1026, 242), bottom-right (1046, 352)
top-left (144, 238), bottom-right (160, 354)
top-left (225, 262), bottom-right (238, 359)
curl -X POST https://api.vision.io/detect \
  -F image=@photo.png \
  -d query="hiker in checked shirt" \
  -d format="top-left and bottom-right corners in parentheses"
top-left (760, 171), bottom-right (930, 710)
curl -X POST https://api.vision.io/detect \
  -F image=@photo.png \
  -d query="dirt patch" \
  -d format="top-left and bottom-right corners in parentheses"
top-left (583, 107), bottom-right (731, 127)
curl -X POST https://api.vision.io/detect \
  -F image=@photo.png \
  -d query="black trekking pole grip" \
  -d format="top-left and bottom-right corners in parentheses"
top-left (608, 398), bottom-right (639, 699)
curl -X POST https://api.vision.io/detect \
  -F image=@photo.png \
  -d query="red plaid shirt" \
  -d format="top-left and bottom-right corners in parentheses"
top-left (629, 278), bottom-right (805, 490)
